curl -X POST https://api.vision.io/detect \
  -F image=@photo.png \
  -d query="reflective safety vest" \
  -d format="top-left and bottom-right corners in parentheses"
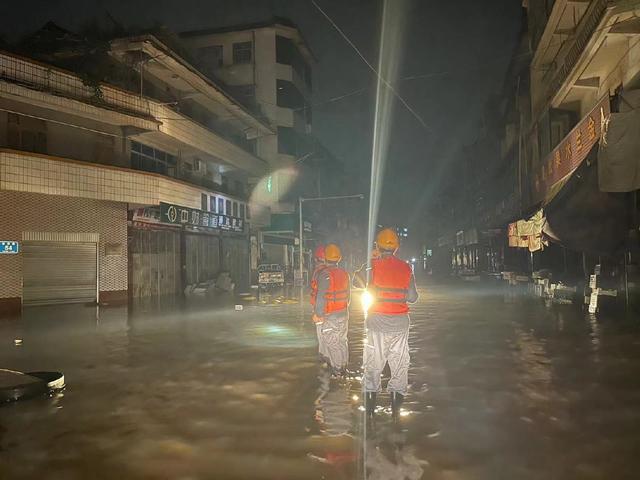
top-left (310, 264), bottom-right (327, 306)
top-left (370, 256), bottom-right (412, 314)
top-left (322, 266), bottom-right (350, 314)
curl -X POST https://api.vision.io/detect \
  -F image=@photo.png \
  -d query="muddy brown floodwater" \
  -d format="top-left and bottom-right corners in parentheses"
top-left (2, 280), bottom-right (640, 479)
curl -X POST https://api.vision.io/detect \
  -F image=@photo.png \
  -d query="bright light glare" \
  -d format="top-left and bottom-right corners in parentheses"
top-left (361, 290), bottom-right (374, 313)
top-left (411, 257), bottom-right (416, 263)
top-left (264, 325), bottom-right (287, 335)
top-left (366, 0), bottom-right (408, 267)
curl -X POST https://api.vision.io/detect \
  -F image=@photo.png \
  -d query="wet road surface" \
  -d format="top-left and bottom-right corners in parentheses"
top-left (2, 280), bottom-right (640, 479)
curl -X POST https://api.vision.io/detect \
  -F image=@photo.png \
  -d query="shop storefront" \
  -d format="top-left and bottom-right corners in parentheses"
top-left (129, 201), bottom-right (248, 297)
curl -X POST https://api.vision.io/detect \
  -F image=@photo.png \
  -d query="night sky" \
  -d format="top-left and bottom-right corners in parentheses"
top-left (1, 0), bottom-right (523, 240)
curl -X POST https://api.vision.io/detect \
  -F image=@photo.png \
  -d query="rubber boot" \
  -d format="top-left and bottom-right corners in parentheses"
top-left (365, 392), bottom-right (377, 418)
top-left (391, 392), bottom-right (404, 420)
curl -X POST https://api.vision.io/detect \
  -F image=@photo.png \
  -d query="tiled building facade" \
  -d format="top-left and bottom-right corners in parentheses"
top-left (0, 190), bottom-right (128, 307)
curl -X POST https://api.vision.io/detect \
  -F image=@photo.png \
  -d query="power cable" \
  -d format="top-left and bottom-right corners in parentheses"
top-left (311, 0), bottom-right (432, 133)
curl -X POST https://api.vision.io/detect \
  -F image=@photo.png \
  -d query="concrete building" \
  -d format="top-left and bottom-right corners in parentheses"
top-left (516, 0), bottom-right (640, 281)
top-left (181, 18), bottom-right (314, 211)
top-left (439, 1), bottom-right (640, 302)
top-left (0, 24), bottom-right (275, 312)
top-left (181, 18), bottom-right (320, 273)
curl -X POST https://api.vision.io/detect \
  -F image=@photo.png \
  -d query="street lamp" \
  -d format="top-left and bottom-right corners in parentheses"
top-left (298, 194), bottom-right (364, 286)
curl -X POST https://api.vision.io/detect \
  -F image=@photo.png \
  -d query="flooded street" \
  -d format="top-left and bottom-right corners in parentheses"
top-left (2, 280), bottom-right (640, 479)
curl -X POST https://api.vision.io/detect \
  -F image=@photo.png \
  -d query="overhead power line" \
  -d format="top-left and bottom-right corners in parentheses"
top-left (311, 0), bottom-right (432, 133)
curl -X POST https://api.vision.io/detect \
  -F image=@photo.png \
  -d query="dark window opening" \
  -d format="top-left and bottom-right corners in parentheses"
top-left (233, 41), bottom-right (252, 64)
top-left (277, 79), bottom-right (304, 110)
top-left (276, 35), bottom-right (312, 90)
top-left (233, 202), bottom-right (238, 217)
top-left (240, 204), bottom-right (246, 219)
top-left (225, 199), bottom-right (232, 216)
top-left (230, 84), bottom-right (256, 107)
top-left (201, 193), bottom-right (208, 211)
top-left (7, 114), bottom-right (47, 154)
top-left (210, 196), bottom-right (217, 213)
top-left (234, 180), bottom-right (245, 197)
top-left (218, 198), bottom-right (224, 214)
top-left (197, 45), bottom-right (223, 68)
top-left (278, 127), bottom-right (298, 156)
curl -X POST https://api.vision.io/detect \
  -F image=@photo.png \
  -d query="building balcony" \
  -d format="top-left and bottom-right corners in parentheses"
top-left (531, 0), bottom-right (640, 118)
top-left (0, 50), bottom-right (268, 177)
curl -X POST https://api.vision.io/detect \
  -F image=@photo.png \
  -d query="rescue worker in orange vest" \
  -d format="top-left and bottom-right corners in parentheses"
top-left (363, 229), bottom-right (418, 418)
top-left (313, 244), bottom-right (351, 376)
top-left (310, 245), bottom-right (329, 363)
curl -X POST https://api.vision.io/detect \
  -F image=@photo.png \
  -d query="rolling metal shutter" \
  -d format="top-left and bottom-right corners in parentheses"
top-left (222, 237), bottom-right (250, 292)
top-left (22, 241), bottom-right (97, 306)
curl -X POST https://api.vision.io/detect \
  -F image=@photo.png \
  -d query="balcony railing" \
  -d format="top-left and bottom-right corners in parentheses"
top-left (0, 51), bottom-right (266, 173)
top-left (544, 0), bottom-right (609, 108)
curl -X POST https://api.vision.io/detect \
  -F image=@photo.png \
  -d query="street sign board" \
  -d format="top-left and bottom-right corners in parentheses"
top-left (0, 241), bottom-right (19, 254)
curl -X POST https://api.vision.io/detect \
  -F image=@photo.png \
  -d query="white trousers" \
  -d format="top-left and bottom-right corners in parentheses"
top-left (364, 327), bottom-right (410, 395)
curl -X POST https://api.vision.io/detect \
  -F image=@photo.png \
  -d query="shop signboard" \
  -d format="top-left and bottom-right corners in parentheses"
top-left (159, 202), bottom-right (244, 233)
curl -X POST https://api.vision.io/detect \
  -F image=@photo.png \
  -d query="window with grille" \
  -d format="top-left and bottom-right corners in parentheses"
top-left (233, 41), bottom-right (253, 64)
top-left (225, 200), bottom-right (232, 216)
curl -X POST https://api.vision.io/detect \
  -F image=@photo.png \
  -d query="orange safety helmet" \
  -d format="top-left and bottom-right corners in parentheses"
top-left (324, 243), bottom-right (342, 263)
top-left (376, 228), bottom-right (400, 252)
top-left (314, 245), bottom-right (326, 261)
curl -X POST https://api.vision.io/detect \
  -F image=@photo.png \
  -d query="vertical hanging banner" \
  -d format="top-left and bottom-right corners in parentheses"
top-left (532, 96), bottom-right (610, 203)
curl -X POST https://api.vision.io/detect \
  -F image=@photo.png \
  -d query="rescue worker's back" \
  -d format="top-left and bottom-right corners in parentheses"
top-left (370, 255), bottom-right (413, 315)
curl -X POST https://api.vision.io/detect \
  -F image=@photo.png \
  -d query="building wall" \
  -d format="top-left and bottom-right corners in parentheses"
top-left (0, 190), bottom-right (128, 301)
top-left (183, 29), bottom-right (280, 170)
top-left (0, 149), bottom-right (248, 211)
top-left (181, 26), bottom-right (316, 212)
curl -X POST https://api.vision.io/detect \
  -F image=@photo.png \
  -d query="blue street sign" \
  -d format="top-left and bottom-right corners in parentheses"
top-left (0, 241), bottom-right (20, 254)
